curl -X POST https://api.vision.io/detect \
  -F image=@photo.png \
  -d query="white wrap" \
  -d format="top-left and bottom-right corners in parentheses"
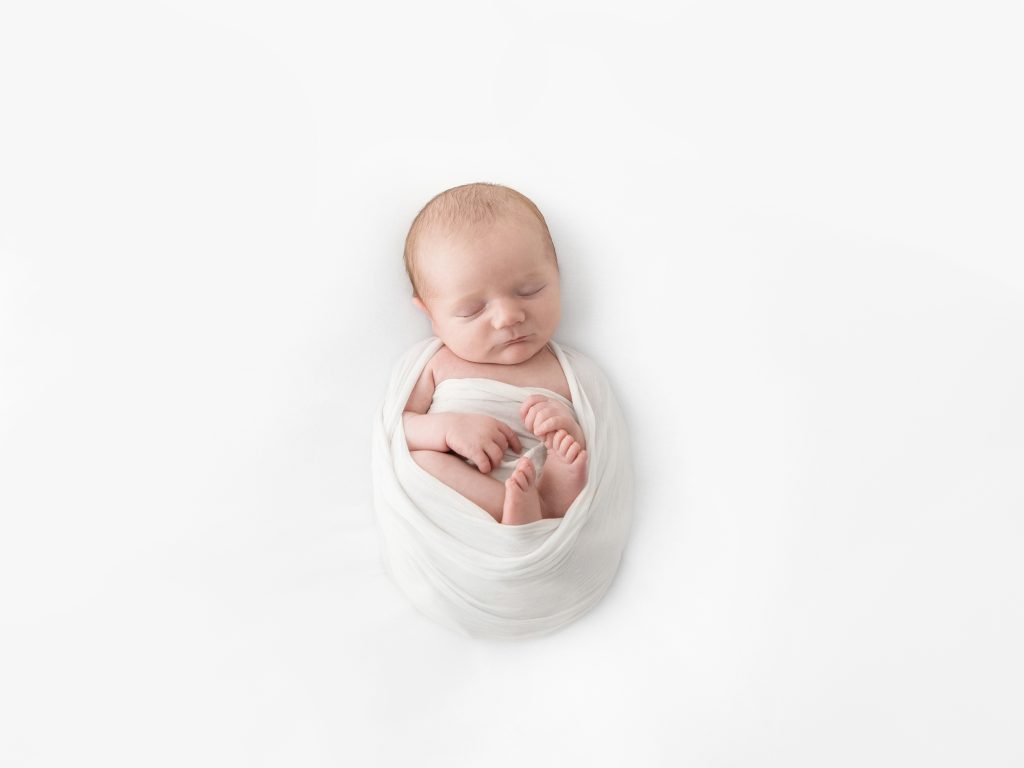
top-left (371, 336), bottom-right (634, 640)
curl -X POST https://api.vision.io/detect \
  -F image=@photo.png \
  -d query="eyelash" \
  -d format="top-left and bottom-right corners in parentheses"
top-left (456, 286), bottom-right (545, 318)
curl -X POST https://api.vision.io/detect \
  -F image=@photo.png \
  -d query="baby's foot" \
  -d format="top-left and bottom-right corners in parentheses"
top-left (501, 456), bottom-right (543, 526)
top-left (537, 429), bottom-right (589, 519)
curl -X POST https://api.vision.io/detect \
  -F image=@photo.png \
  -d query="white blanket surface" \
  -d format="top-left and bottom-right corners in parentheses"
top-left (371, 336), bottom-right (634, 639)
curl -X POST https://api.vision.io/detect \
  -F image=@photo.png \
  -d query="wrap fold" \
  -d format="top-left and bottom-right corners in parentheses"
top-left (371, 336), bottom-right (633, 639)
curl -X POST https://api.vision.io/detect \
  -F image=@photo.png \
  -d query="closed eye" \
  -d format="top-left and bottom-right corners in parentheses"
top-left (519, 285), bottom-right (545, 297)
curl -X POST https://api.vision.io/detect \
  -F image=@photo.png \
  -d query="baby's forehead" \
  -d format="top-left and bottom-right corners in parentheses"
top-left (421, 217), bottom-right (540, 261)
top-left (425, 214), bottom-right (511, 246)
top-left (419, 247), bottom-right (552, 302)
top-left (425, 261), bottom-right (548, 297)
top-left (415, 210), bottom-right (553, 288)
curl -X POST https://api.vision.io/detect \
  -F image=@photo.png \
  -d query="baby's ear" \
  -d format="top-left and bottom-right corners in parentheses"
top-left (412, 296), bottom-right (430, 318)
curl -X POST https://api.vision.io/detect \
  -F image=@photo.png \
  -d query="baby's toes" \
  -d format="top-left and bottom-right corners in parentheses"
top-left (547, 429), bottom-right (567, 450)
top-left (506, 469), bottom-right (525, 493)
top-left (509, 457), bottom-right (534, 490)
top-left (518, 456), bottom-right (536, 485)
top-left (556, 430), bottom-right (573, 453)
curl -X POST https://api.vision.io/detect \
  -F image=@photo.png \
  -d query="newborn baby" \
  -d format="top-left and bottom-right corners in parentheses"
top-left (401, 182), bottom-right (588, 526)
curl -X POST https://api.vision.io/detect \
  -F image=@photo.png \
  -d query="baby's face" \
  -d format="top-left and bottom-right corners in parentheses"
top-left (413, 212), bottom-right (561, 366)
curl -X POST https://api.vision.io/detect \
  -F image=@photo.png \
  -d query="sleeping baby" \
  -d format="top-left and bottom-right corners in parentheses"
top-left (401, 182), bottom-right (588, 526)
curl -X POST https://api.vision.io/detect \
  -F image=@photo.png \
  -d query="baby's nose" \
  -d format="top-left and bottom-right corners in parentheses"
top-left (491, 299), bottom-right (526, 329)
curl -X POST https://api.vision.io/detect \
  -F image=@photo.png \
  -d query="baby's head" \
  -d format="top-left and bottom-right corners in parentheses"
top-left (404, 183), bottom-right (561, 366)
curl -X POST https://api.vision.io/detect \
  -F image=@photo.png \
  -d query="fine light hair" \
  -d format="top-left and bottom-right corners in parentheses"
top-left (403, 182), bottom-right (558, 300)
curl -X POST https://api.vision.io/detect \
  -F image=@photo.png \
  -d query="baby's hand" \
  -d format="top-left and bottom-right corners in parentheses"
top-left (444, 413), bottom-right (523, 474)
top-left (520, 395), bottom-right (585, 449)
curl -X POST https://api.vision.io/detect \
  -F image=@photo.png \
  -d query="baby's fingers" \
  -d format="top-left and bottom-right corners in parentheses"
top-left (536, 412), bottom-right (569, 435)
top-left (525, 404), bottom-right (556, 434)
top-left (473, 451), bottom-right (492, 473)
top-left (521, 397), bottom-right (555, 432)
top-left (521, 403), bottom-right (542, 432)
top-left (482, 441), bottom-right (504, 470)
top-left (520, 395), bottom-right (548, 422)
top-left (498, 423), bottom-right (523, 454)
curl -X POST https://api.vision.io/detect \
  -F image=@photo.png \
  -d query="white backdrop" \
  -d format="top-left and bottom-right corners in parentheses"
top-left (2, 1), bottom-right (1022, 766)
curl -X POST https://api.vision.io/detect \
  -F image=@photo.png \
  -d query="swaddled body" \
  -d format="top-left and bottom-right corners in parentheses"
top-left (375, 181), bottom-right (632, 636)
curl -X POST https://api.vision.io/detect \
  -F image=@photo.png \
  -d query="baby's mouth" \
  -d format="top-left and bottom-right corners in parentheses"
top-left (504, 334), bottom-right (532, 345)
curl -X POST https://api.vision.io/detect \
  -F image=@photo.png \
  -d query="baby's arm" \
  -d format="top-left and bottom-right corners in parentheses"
top-left (402, 363), bottom-right (449, 452)
top-left (402, 364), bottom-right (523, 473)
